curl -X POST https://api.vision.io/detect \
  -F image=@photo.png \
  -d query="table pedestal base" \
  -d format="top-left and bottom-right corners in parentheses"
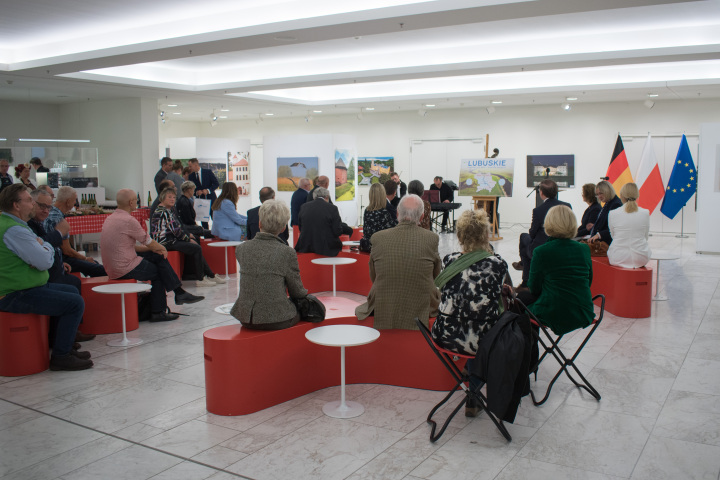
top-left (107, 337), bottom-right (143, 347)
top-left (214, 303), bottom-right (234, 315)
top-left (322, 400), bottom-right (364, 419)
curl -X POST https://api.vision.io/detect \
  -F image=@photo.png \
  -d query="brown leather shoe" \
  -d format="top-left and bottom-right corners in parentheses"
top-left (512, 261), bottom-right (523, 271)
top-left (75, 331), bottom-right (96, 342)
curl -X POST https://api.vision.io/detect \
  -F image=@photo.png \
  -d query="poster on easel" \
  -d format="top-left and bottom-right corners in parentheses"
top-left (458, 158), bottom-right (515, 197)
top-left (227, 151), bottom-right (250, 196)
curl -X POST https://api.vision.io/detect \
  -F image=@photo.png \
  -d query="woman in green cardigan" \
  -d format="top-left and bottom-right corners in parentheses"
top-left (526, 205), bottom-right (595, 336)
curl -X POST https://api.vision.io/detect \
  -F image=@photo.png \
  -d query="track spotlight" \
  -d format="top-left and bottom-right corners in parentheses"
top-left (486, 106), bottom-right (496, 114)
top-left (159, 110), bottom-right (165, 118)
top-left (644, 100), bottom-right (655, 109)
top-left (561, 103), bottom-right (571, 111)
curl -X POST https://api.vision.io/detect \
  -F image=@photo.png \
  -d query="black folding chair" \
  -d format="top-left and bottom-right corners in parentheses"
top-left (415, 318), bottom-right (512, 442)
top-left (514, 294), bottom-right (605, 406)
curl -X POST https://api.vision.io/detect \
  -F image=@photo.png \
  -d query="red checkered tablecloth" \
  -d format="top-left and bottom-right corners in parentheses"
top-left (65, 208), bottom-right (150, 235)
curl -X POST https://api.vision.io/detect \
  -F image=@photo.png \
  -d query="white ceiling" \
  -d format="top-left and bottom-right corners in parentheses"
top-left (1, 0), bottom-right (720, 122)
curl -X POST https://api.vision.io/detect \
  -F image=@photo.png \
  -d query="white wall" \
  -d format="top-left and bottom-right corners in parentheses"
top-left (161, 98), bottom-right (719, 232)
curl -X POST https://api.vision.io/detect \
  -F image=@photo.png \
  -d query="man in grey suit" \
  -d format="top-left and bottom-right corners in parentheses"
top-left (355, 194), bottom-right (441, 330)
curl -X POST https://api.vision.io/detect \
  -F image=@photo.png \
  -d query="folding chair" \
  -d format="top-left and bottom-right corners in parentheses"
top-left (515, 294), bottom-right (605, 406)
top-left (415, 318), bottom-right (512, 442)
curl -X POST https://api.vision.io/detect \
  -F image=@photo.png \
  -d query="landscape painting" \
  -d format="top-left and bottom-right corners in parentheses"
top-left (357, 156), bottom-right (394, 186)
top-left (335, 148), bottom-right (356, 201)
top-left (276, 157), bottom-right (319, 191)
top-left (458, 158), bottom-right (515, 197)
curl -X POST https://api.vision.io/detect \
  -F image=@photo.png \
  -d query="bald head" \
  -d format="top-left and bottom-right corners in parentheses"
top-left (116, 189), bottom-right (136, 210)
top-left (317, 176), bottom-right (330, 188)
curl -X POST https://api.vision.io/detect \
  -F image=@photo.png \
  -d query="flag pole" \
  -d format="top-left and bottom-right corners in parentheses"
top-left (676, 206), bottom-right (689, 238)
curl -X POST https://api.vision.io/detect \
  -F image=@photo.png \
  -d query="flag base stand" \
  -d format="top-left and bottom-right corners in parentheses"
top-left (675, 207), bottom-right (689, 239)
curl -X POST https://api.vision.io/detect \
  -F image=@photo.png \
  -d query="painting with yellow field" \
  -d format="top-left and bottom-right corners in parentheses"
top-left (277, 157), bottom-right (318, 192)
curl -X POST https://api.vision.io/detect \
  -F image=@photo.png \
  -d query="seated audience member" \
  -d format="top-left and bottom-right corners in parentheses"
top-left (176, 181), bottom-right (212, 238)
top-left (166, 160), bottom-right (185, 192)
top-left (355, 194), bottom-right (441, 329)
top-left (389, 172), bottom-right (406, 208)
top-left (291, 178), bottom-right (311, 228)
top-left (231, 200), bottom-right (309, 330)
top-left (432, 209), bottom-right (509, 355)
top-left (577, 183), bottom-right (601, 237)
top-left (430, 176), bottom-right (454, 231)
top-left (407, 179), bottom-right (431, 230)
top-left (38, 184), bottom-right (55, 200)
top-left (15, 164), bottom-right (36, 190)
top-left (151, 188), bottom-right (223, 287)
top-left (101, 189), bottom-right (203, 322)
top-left (589, 180), bottom-right (623, 244)
top-left (150, 179), bottom-right (175, 218)
top-left (522, 205), bottom-right (594, 336)
top-left (43, 186), bottom-right (107, 277)
top-left (608, 183), bottom-right (651, 268)
top-left (295, 187), bottom-right (351, 257)
top-left (360, 183), bottom-right (397, 252)
top-left (182, 166), bottom-right (192, 182)
top-left (513, 179), bottom-right (570, 288)
top-left (384, 179), bottom-right (398, 219)
top-left (246, 186), bottom-right (289, 243)
top-left (0, 184), bottom-right (92, 371)
top-left (210, 183), bottom-right (247, 241)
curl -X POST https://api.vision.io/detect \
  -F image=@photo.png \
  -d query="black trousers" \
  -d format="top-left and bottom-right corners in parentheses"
top-left (120, 252), bottom-right (181, 313)
top-left (166, 241), bottom-right (214, 280)
top-left (66, 257), bottom-right (107, 277)
top-left (518, 233), bottom-right (533, 283)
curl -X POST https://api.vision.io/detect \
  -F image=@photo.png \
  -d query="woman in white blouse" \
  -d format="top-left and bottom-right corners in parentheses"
top-left (607, 183), bottom-right (651, 268)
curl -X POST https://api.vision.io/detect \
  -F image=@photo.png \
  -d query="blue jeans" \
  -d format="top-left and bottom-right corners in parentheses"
top-left (0, 283), bottom-right (84, 357)
top-left (120, 252), bottom-right (181, 313)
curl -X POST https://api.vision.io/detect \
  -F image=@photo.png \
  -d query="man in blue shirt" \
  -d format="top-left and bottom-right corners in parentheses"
top-left (0, 184), bottom-right (92, 371)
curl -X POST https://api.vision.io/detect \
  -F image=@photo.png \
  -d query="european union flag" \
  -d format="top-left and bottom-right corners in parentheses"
top-left (660, 134), bottom-right (697, 220)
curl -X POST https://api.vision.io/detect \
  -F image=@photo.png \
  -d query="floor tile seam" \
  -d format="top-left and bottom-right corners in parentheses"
top-left (0, 395), bottom-right (253, 480)
top-left (588, 366), bottom-right (678, 383)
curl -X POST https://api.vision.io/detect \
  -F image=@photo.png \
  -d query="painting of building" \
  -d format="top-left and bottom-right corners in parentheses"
top-left (335, 158), bottom-right (348, 185)
top-left (227, 151), bottom-right (250, 196)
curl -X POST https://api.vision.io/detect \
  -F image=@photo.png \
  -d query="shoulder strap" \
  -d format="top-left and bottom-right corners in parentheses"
top-left (434, 250), bottom-right (493, 289)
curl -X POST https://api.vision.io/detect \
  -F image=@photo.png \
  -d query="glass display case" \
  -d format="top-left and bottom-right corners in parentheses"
top-left (9, 146), bottom-right (99, 188)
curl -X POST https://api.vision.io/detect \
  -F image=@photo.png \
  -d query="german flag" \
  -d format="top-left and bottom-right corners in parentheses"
top-left (606, 135), bottom-right (633, 193)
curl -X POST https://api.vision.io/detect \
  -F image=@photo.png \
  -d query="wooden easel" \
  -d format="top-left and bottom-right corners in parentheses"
top-left (472, 196), bottom-right (502, 240)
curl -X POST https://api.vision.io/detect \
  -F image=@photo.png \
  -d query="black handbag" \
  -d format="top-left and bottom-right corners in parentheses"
top-left (292, 294), bottom-right (326, 323)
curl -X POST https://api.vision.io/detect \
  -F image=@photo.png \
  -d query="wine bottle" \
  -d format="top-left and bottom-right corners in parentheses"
top-left (137, 192), bottom-right (141, 207)
top-left (147, 191), bottom-right (152, 206)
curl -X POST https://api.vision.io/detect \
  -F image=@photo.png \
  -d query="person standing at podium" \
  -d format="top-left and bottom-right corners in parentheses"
top-left (430, 176), bottom-right (454, 232)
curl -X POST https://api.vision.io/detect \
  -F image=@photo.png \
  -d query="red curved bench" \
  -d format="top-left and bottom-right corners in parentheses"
top-left (296, 251), bottom-right (371, 296)
top-left (203, 296), bottom-right (463, 416)
top-left (591, 257), bottom-right (651, 318)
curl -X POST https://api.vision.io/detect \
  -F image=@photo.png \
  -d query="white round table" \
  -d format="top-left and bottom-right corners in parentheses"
top-left (305, 325), bottom-right (380, 418)
top-left (342, 241), bottom-right (360, 246)
top-left (311, 257), bottom-right (357, 296)
top-left (91, 283), bottom-right (151, 347)
top-left (208, 241), bottom-right (242, 280)
top-left (214, 303), bottom-right (233, 315)
top-left (650, 251), bottom-right (681, 301)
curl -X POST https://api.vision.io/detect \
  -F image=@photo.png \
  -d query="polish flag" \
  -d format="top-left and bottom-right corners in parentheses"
top-left (635, 135), bottom-right (665, 214)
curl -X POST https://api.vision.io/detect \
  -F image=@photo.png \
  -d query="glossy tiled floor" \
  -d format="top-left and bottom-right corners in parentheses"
top-left (2, 226), bottom-right (720, 480)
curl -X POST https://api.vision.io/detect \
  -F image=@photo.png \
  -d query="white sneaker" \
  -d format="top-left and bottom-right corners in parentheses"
top-left (211, 274), bottom-right (226, 284)
top-left (196, 277), bottom-right (216, 287)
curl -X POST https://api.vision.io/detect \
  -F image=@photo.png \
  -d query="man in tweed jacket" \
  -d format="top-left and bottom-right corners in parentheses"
top-left (355, 194), bottom-right (441, 330)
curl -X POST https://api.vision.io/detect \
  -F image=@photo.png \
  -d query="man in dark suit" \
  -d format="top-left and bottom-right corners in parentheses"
top-left (389, 172), bottom-right (407, 208)
top-left (154, 157), bottom-right (173, 194)
top-left (188, 158), bottom-right (219, 229)
top-left (295, 187), bottom-right (351, 257)
top-left (430, 176), bottom-right (454, 231)
top-left (246, 186), bottom-right (289, 243)
top-left (306, 175), bottom-right (331, 204)
top-left (384, 179), bottom-right (397, 219)
top-left (291, 178), bottom-right (311, 227)
top-left (515, 179), bottom-right (571, 288)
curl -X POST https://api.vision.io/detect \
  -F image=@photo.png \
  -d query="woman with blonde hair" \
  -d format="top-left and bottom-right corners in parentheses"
top-left (359, 182), bottom-right (397, 252)
top-left (607, 183), bottom-right (650, 268)
top-left (526, 205), bottom-right (594, 335)
top-left (589, 180), bottom-right (623, 244)
top-left (211, 182), bottom-right (247, 240)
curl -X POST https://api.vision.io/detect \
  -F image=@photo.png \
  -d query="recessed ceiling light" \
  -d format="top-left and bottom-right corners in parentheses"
top-left (425, 104), bottom-right (436, 107)
top-left (365, 107), bottom-right (375, 111)
top-left (172, 112), bottom-right (181, 115)
top-left (566, 97), bottom-right (578, 101)
top-left (313, 110), bottom-right (322, 113)
top-left (561, 103), bottom-right (572, 111)
top-left (647, 93), bottom-right (659, 97)
top-left (18, 138), bottom-right (90, 142)
top-left (491, 100), bottom-right (502, 104)
top-left (167, 104), bottom-right (178, 107)
top-left (219, 116), bottom-right (228, 119)
top-left (221, 109), bottom-right (230, 112)
top-left (265, 113), bottom-right (274, 116)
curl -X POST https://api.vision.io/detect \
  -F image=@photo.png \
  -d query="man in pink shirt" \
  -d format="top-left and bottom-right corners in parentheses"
top-left (101, 189), bottom-right (203, 322)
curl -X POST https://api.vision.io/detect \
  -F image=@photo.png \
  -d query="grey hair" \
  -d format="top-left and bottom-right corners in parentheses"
top-left (56, 186), bottom-right (76, 204)
top-left (30, 189), bottom-right (52, 200)
top-left (397, 194), bottom-right (424, 224)
top-left (181, 181), bottom-right (196, 193)
top-left (259, 199), bottom-right (290, 235)
top-left (313, 187), bottom-right (330, 200)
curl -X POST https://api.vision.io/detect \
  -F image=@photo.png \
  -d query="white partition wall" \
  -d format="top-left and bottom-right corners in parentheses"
top-left (264, 134), bottom-right (358, 227)
top-left (697, 124), bottom-right (720, 254)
